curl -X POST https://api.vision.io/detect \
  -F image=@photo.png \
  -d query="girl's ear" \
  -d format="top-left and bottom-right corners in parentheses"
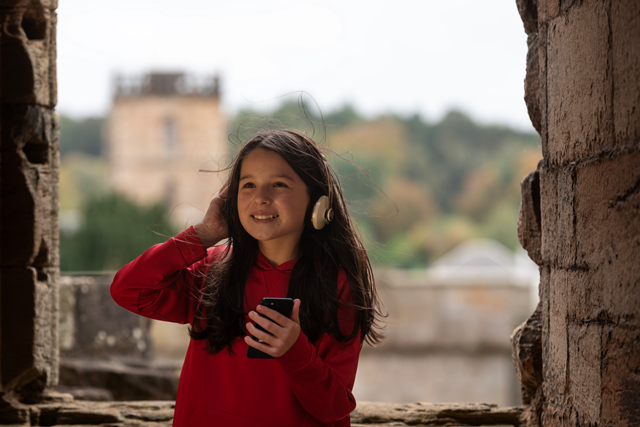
top-left (306, 193), bottom-right (333, 230)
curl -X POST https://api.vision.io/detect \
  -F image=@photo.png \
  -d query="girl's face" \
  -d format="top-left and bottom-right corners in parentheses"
top-left (237, 148), bottom-right (310, 254)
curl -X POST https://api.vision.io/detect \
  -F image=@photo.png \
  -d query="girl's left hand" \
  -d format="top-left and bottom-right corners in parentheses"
top-left (245, 299), bottom-right (301, 358)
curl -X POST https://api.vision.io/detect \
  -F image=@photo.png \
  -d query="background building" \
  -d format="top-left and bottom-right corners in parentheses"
top-left (106, 72), bottom-right (227, 227)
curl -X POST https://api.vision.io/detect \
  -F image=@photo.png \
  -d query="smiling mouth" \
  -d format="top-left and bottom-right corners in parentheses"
top-left (252, 215), bottom-right (279, 220)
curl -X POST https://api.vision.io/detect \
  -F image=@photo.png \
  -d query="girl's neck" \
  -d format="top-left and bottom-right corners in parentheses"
top-left (258, 240), bottom-right (300, 268)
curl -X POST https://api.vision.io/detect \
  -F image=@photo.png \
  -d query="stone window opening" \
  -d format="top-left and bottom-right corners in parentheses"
top-left (1, 1), bottom-right (638, 426)
top-left (163, 118), bottom-right (177, 155)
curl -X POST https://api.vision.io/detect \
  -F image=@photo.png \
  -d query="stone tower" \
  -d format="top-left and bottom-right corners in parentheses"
top-left (512, 0), bottom-right (640, 426)
top-left (106, 72), bottom-right (227, 228)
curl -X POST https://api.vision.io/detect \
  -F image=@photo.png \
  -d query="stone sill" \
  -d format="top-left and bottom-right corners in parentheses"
top-left (1, 392), bottom-right (523, 426)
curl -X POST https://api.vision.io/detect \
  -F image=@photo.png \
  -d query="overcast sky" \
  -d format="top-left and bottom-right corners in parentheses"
top-left (57, 1), bottom-right (533, 130)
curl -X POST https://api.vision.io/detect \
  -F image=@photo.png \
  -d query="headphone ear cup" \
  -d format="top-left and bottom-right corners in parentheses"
top-left (308, 194), bottom-right (332, 230)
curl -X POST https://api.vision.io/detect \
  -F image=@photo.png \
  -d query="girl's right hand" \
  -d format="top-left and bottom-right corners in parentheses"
top-left (194, 182), bottom-right (229, 247)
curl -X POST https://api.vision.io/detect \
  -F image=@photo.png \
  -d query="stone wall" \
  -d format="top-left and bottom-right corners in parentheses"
top-left (0, 0), bottom-right (59, 395)
top-left (513, 0), bottom-right (640, 426)
top-left (356, 268), bottom-right (531, 406)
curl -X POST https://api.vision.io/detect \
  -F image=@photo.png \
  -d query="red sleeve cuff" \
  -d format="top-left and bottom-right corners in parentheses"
top-left (173, 226), bottom-right (208, 265)
top-left (276, 330), bottom-right (314, 372)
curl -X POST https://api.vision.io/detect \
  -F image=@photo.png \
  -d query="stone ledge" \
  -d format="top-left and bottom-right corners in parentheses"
top-left (351, 402), bottom-right (522, 426)
top-left (1, 393), bottom-right (523, 426)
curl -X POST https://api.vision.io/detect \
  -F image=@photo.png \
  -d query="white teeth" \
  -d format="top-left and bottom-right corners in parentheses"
top-left (253, 215), bottom-right (278, 220)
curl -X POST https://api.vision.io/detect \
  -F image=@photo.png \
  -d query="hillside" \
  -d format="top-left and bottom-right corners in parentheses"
top-left (59, 104), bottom-right (540, 270)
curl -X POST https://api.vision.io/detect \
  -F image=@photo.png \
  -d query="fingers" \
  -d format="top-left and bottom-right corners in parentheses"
top-left (256, 304), bottom-right (298, 327)
top-left (245, 304), bottom-right (301, 358)
top-left (291, 299), bottom-right (301, 324)
top-left (244, 334), bottom-right (276, 356)
top-left (248, 311), bottom-right (279, 335)
top-left (245, 321), bottom-right (276, 346)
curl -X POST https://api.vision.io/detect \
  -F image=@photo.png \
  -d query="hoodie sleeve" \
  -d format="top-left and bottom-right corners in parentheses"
top-left (110, 226), bottom-right (224, 325)
top-left (275, 270), bottom-right (362, 424)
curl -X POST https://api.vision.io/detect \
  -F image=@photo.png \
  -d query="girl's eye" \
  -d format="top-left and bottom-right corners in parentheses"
top-left (273, 182), bottom-right (288, 188)
top-left (242, 182), bottom-right (255, 189)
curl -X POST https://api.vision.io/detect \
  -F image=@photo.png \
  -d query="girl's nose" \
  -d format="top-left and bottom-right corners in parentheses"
top-left (253, 186), bottom-right (272, 204)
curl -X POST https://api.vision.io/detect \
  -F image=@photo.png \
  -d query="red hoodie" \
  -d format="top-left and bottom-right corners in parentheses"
top-left (110, 226), bottom-right (361, 427)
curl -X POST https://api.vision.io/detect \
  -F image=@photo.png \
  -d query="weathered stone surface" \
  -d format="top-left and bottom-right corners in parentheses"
top-left (55, 386), bottom-right (114, 402)
top-left (601, 324), bottom-right (640, 426)
top-left (516, 0), bottom-right (640, 425)
top-left (539, 166), bottom-right (576, 268)
top-left (0, 0), bottom-right (57, 106)
top-left (351, 402), bottom-right (522, 426)
top-left (59, 358), bottom-right (179, 401)
top-left (0, 105), bottom-right (59, 267)
top-left (0, 0), bottom-right (59, 397)
top-left (516, 0), bottom-right (538, 36)
top-left (57, 407), bottom-right (124, 424)
top-left (0, 392), bottom-right (526, 426)
top-left (568, 322), bottom-right (601, 425)
top-left (510, 303), bottom-right (542, 405)
top-left (543, 268), bottom-right (568, 400)
top-left (546, 0), bottom-right (614, 167)
top-left (0, 267), bottom-right (58, 392)
top-left (612, 0), bottom-right (640, 145)
top-left (59, 276), bottom-right (153, 359)
top-left (523, 33), bottom-right (541, 135)
top-left (574, 151), bottom-right (640, 295)
top-left (516, 0), bottom-right (541, 135)
top-left (517, 170), bottom-right (542, 265)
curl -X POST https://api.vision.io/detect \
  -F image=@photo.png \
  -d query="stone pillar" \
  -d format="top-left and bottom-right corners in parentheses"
top-left (0, 0), bottom-right (59, 395)
top-left (513, 0), bottom-right (640, 426)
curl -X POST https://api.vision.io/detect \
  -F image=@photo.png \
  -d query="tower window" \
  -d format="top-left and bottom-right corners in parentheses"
top-left (163, 118), bottom-right (177, 153)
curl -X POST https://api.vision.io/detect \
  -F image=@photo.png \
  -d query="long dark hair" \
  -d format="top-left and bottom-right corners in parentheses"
top-left (189, 129), bottom-right (385, 353)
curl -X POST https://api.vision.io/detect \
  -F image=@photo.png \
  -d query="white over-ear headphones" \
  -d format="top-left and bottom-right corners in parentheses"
top-left (309, 194), bottom-right (334, 230)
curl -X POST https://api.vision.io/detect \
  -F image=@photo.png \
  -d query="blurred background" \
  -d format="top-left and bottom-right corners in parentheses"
top-left (57, 0), bottom-right (541, 408)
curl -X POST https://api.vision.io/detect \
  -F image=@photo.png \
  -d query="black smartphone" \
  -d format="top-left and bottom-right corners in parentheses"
top-left (246, 297), bottom-right (294, 359)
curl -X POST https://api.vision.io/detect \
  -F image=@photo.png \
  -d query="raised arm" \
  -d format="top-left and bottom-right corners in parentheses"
top-left (111, 184), bottom-right (229, 324)
top-left (110, 226), bottom-right (224, 324)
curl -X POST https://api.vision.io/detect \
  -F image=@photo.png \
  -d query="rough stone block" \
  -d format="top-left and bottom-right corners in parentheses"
top-left (540, 167), bottom-right (557, 265)
top-left (0, 105), bottom-right (59, 267)
top-left (57, 407), bottom-right (123, 424)
top-left (546, 0), bottom-right (614, 166)
top-left (566, 268), bottom-right (601, 321)
top-left (612, 0), bottom-right (640, 145)
top-left (517, 0), bottom-right (539, 36)
top-left (0, 1), bottom-right (57, 106)
top-left (511, 302), bottom-right (542, 405)
top-left (518, 170), bottom-right (542, 265)
top-left (601, 324), bottom-right (640, 426)
top-left (0, 267), bottom-right (58, 390)
top-left (540, 167), bottom-right (576, 268)
top-left (523, 33), bottom-right (542, 135)
top-left (542, 268), bottom-right (568, 399)
top-left (536, 0), bottom-right (560, 22)
top-left (568, 322), bottom-right (601, 425)
top-left (574, 150), bottom-right (640, 316)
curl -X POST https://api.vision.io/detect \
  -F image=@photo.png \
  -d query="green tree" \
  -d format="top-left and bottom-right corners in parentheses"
top-left (59, 115), bottom-right (104, 157)
top-left (60, 193), bottom-right (178, 272)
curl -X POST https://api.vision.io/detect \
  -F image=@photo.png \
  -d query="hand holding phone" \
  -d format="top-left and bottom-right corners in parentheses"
top-left (246, 298), bottom-right (300, 359)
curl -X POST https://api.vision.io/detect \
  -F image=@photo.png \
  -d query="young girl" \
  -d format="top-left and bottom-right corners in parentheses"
top-left (111, 129), bottom-right (384, 426)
